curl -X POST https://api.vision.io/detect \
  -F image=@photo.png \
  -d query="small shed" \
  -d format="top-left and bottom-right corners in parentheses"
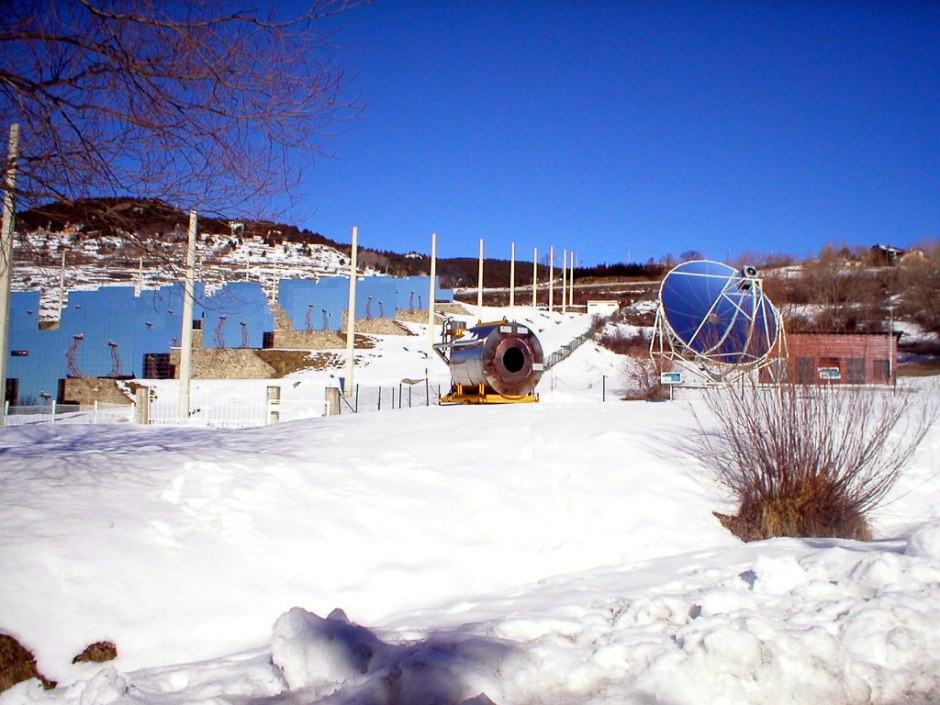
top-left (587, 300), bottom-right (619, 317)
top-left (782, 332), bottom-right (898, 385)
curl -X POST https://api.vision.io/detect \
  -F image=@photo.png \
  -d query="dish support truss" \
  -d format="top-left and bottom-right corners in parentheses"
top-left (650, 266), bottom-right (786, 383)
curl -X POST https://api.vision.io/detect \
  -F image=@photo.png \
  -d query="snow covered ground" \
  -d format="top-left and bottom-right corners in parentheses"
top-left (2, 308), bottom-right (939, 705)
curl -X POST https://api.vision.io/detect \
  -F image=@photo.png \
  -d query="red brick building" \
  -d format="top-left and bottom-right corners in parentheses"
top-left (778, 332), bottom-right (898, 385)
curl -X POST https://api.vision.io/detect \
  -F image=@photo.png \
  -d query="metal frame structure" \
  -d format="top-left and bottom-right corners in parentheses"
top-left (650, 260), bottom-right (785, 383)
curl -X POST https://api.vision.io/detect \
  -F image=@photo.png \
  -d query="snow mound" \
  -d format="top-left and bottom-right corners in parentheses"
top-left (270, 607), bottom-right (513, 704)
top-left (906, 521), bottom-right (940, 559)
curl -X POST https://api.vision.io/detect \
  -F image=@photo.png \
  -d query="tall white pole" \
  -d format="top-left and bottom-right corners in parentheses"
top-left (58, 248), bottom-right (68, 318)
top-left (426, 232), bottom-right (437, 359)
top-left (477, 238), bottom-right (484, 317)
top-left (344, 226), bottom-right (359, 397)
top-left (548, 245), bottom-right (555, 312)
top-left (532, 246), bottom-right (538, 307)
top-left (177, 210), bottom-right (198, 420)
top-left (569, 251), bottom-right (576, 309)
top-left (0, 123), bottom-right (20, 422)
top-left (509, 241), bottom-right (516, 309)
top-left (561, 249), bottom-right (568, 313)
top-left (135, 255), bottom-right (143, 297)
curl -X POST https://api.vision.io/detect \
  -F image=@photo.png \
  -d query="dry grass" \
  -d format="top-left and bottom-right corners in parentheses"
top-left (72, 641), bottom-right (117, 664)
top-left (899, 360), bottom-right (940, 378)
top-left (0, 634), bottom-right (55, 694)
top-left (696, 384), bottom-right (937, 541)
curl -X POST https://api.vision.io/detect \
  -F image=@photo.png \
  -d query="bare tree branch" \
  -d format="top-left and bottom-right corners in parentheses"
top-left (1, 0), bottom-right (367, 225)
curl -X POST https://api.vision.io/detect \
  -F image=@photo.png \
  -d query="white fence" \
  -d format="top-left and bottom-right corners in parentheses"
top-left (3, 401), bottom-right (136, 426)
top-left (143, 382), bottom-right (445, 428)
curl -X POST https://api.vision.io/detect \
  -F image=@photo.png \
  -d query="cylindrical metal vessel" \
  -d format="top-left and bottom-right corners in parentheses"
top-left (447, 321), bottom-right (544, 397)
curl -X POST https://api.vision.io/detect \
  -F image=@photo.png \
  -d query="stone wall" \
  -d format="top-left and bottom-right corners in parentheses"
top-left (271, 328), bottom-right (348, 349)
top-left (60, 377), bottom-right (136, 405)
top-left (169, 346), bottom-right (278, 380)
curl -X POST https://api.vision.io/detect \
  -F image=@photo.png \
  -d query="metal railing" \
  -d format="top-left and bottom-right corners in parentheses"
top-left (2, 401), bottom-right (136, 426)
top-left (544, 328), bottom-right (597, 370)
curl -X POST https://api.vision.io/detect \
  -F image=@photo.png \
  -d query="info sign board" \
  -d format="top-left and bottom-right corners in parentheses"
top-left (818, 367), bottom-right (841, 381)
top-left (660, 372), bottom-right (683, 385)
top-left (660, 371), bottom-right (683, 401)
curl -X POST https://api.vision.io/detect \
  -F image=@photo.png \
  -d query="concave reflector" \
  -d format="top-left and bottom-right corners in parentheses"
top-left (659, 260), bottom-right (779, 365)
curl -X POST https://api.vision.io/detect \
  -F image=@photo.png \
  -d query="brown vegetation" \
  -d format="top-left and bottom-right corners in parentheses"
top-left (0, 634), bottom-right (55, 694)
top-left (695, 384), bottom-right (937, 541)
top-left (72, 641), bottom-right (117, 664)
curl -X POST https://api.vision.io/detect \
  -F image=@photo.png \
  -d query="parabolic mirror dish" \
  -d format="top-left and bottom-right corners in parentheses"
top-left (657, 260), bottom-right (780, 367)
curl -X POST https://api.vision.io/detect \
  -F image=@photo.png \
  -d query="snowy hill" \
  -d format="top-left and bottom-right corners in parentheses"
top-left (1, 310), bottom-right (939, 705)
top-left (13, 224), bottom-right (366, 301)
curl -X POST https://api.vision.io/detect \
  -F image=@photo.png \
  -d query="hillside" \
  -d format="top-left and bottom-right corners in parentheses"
top-left (12, 199), bottom-right (665, 296)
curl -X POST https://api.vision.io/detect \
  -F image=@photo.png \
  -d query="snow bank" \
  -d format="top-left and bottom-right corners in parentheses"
top-left (2, 319), bottom-right (939, 704)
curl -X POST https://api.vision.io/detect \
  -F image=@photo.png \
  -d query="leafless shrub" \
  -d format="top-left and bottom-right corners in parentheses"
top-left (695, 384), bottom-right (937, 541)
top-left (596, 327), bottom-right (649, 357)
top-left (623, 355), bottom-right (672, 401)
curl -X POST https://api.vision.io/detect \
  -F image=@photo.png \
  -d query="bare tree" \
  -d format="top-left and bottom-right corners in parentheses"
top-left (898, 240), bottom-right (940, 339)
top-left (1, 0), bottom-right (365, 225)
top-left (694, 383), bottom-right (937, 541)
top-left (762, 246), bottom-right (892, 334)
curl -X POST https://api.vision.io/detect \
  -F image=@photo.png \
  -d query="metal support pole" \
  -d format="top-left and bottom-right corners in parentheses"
top-left (427, 232), bottom-right (437, 359)
top-left (509, 241), bottom-right (516, 308)
top-left (344, 226), bottom-right (359, 397)
top-left (548, 245), bottom-right (554, 312)
top-left (532, 247), bottom-right (538, 307)
top-left (568, 250), bottom-right (574, 308)
top-left (178, 210), bottom-right (197, 420)
top-left (0, 124), bottom-right (20, 424)
top-left (561, 249), bottom-right (568, 313)
top-left (58, 249), bottom-right (68, 318)
top-left (477, 238), bottom-right (484, 316)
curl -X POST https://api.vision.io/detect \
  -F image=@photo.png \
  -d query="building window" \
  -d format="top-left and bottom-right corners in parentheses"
top-left (796, 357), bottom-right (814, 384)
top-left (847, 358), bottom-right (866, 384)
top-left (873, 359), bottom-right (891, 384)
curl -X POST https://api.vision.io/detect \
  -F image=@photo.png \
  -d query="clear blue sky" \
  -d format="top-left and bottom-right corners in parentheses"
top-left (296, 1), bottom-right (939, 266)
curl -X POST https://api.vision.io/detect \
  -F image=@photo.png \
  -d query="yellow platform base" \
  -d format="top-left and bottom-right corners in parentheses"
top-left (441, 383), bottom-right (539, 405)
